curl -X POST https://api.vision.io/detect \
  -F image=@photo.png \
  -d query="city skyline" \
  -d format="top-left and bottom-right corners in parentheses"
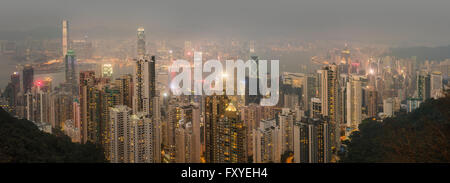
top-left (0, 1), bottom-right (449, 165)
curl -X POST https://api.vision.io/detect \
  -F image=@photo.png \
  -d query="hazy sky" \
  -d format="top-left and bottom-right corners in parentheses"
top-left (1, 0), bottom-right (450, 45)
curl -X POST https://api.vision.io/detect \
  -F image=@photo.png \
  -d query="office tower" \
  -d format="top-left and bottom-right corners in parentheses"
top-left (253, 119), bottom-right (282, 163)
top-left (133, 56), bottom-right (156, 116)
top-left (115, 74), bottom-right (133, 108)
top-left (204, 94), bottom-right (230, 163)
top-left (346, 75), bottom-right (363, 132)
top-left (137, 27), bottom-right (146, 57)
top-left (22, 65), bottom-right (34, 94)
top-left (79, 71), bottom-right (96, 143)
top-left (430, 71), bottom-right (443, 99)
top-left (417, 71), bottom-right (431, 102)
top-left (62, 20), bottom-right (69, 56)
top-left (109, 105), bottom-right (133, 163)
top-left (65, 50), bottom-right (77, 94)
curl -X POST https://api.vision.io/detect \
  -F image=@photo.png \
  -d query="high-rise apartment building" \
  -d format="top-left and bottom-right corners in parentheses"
top-left (133, 56), bottom-right (156, 116)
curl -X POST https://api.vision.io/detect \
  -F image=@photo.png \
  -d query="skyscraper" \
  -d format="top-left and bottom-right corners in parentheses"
top-left (79, 71), bottom-right (96, 143)
top-left (204, 94), bottom-right (230, 163)
top-left (346, 75), bottom-right (363, 132)
top-left (65, 50), bottom-right (77, 94)
top-left (133, 56), bottom-right (156, 116)
top-left (115, 74), bottom-right (133, 108)
top-left (217, 102), bottom-right (246, 163)
top-left (253, 119), bottom-right (282, 163)
top-left (137, 27), bottom-right (146, 57)
top-left (62, 20), bottom-right (69, 56)
top-left (417, 71), bottom-right (431, 102)
top-left (430, 71), bottom-right (443, 99)
top-left (109, 105), bottom-right (133, 163)
top-left (22, 65), bottom-right (34, 94)
top-left (317, 64), bottom-right (339, 151)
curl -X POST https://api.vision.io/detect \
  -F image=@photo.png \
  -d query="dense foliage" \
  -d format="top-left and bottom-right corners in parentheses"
top-left (0, 108), bottom-right (106, 163)
top-left (342, 93), bottom-right (450, 162)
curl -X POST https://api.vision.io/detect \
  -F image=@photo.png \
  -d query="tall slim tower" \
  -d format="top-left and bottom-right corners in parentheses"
top-left (317, 64), bottom-right (339, 153)
top-left (417, 71), bottom-right (431, 102)
top-left (346, 75), bottom-right (363, 132)
top-left (133, 56), bottom-right (156, 116)
top-left (79, 71), bottom-right (96, 143)
top-left (109, 105), bottom-right (133, 163)
top-left (137, 27), bottom-right (146, 57)
top-left (65, 50), bottom-right (77, 94)
top-left (204, 94), bottom-right (230, 163)
top-left (62, 20), bottom-right (69, 56)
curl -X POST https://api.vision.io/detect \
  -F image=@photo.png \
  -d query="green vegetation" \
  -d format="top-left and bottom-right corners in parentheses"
top-left (342, 92), bottom-right (450, 163)
top-left (0, 108), bottom-right (106, 163)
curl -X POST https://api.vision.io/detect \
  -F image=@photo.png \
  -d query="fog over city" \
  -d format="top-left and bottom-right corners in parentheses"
top-left (0, 0), bottom-right (449, 45)
top-left (0, 0), bottom-right (449, 165)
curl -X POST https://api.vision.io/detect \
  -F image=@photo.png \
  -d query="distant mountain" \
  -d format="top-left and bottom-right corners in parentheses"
top-left (341, 92), bottom-right (450, 163)
top-left (0, 108), bottom-right (105, 163)
top-left (388, 45), bottom-right (450, 62)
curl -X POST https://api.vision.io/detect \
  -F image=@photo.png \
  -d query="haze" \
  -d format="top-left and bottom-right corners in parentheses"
top-left (0, 0), bottom-right (449, 45)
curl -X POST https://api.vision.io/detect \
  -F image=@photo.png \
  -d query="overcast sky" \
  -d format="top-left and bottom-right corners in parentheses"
top-left (1, 0), bottom-right (449, 45)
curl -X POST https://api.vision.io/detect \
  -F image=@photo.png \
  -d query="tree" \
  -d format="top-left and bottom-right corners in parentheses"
top-left (341, 92), bottom-right (450, 163)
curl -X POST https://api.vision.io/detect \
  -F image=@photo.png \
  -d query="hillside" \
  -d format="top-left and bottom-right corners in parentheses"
top-left (0, 108), bottom-right (106, 163)
top-left (342, 92), bottom-right (450, 163)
